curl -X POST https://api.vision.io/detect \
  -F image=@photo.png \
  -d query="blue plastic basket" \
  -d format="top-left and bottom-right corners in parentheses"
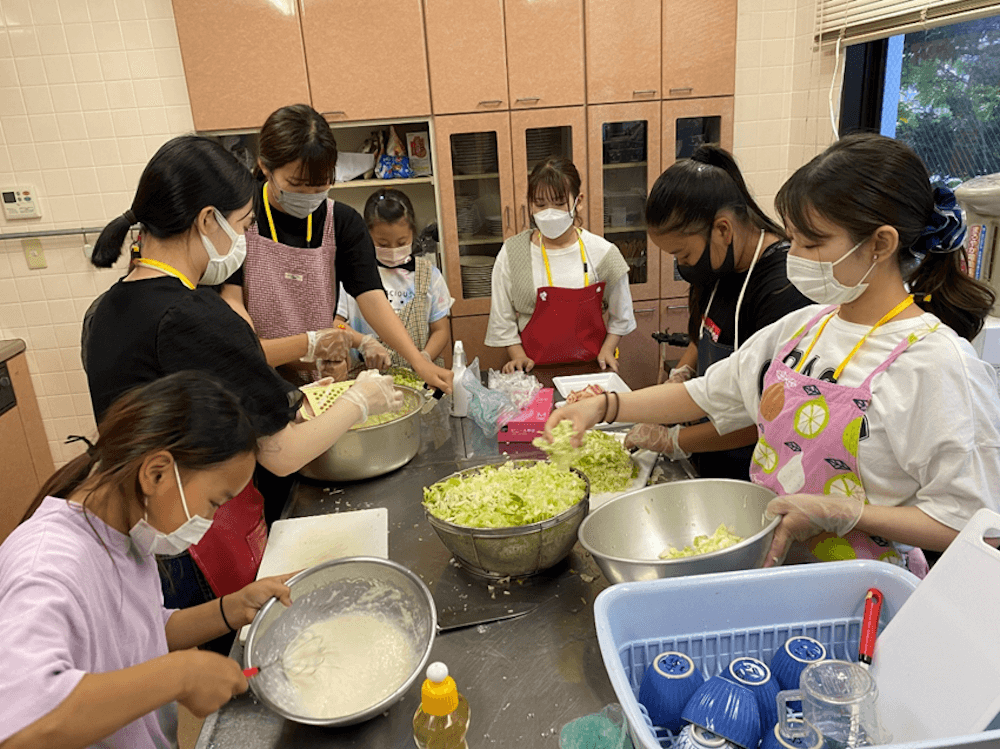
top-left (594, 561), bottom-right (998, 749)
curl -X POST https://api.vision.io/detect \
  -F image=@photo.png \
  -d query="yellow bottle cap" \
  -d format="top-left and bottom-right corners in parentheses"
top-left (421, 662), bottom-right (458, 716)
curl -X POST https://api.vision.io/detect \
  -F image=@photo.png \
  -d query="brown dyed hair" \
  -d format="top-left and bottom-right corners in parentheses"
top-left (258, 104), bottom-right (338, 187)
top-left (527, 157), bottom-right (583, 223)
top-left (776, 133), bottom-right (995, 341)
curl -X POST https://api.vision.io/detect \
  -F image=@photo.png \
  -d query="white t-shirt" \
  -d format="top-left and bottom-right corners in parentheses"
top-left (685, 305), bottom-right (1000, 531)
top-left (336, 263), bottom-right (453, 338)
top-left (485, 229), bottom-right (637, 347)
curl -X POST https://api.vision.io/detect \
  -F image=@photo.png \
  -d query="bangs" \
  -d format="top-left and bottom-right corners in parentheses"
top-left (775, 169), bottom-right (831, 243)
top-left (292, 141), bottom-right (337, 186)
top-left (527, 170), bottom-right (571, 205)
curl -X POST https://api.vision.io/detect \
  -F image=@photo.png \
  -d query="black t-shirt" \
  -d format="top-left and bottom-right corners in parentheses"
top-left (85, 276), bottom-right (300, 435)
top-left (224, 194), bottom-right (385, 312)
top-left (698, 241), bottom-right (810, 349)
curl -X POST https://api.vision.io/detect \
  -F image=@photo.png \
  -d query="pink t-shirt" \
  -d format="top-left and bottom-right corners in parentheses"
top-left (0, 497), bottom-right (177, 748)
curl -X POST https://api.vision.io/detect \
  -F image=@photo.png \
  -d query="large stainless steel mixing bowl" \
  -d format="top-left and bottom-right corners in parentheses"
top-left (424, 460), bottom-right (590, 579)
top-left (298, 384), bottom-right (423, 482)
top-left (244, 557), bottom-right (436, 726)
top-left (578, 479), bottom-right (780, 583)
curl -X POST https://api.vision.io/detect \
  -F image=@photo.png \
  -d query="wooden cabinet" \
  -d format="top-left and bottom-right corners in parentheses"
top-left (424, 0), bottom-right (510, 115)
top-left (617, 300), bottom-right (660, 390)
top-left (662, 0), bottom-right (737, 98)
top-left (505, 0), bottom-right (585, 109)
top-left (171, 0), bottom-right (310, 132)
top-left (661, 97), bottom-right (735, 168)
top-left (658, 297), bottom-right (692, 380)
top-left (450, 314), bottom-right (509, 372)
top-left (585, 0), bottom-right (661, 105)
top-left (587, 101), bottom-right (661, 301)
top-left (302, 0), bottom-right (431, 121)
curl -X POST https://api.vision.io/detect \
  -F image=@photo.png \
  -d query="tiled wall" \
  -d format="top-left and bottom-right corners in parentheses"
top-left (0, 0), bottom-right (194, 464)
top-left (0, 0), bottom-right (843, 468)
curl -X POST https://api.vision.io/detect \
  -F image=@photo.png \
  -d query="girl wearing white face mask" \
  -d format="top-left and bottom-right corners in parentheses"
top-left (85, 136), bottom-right (402, 622)
top-left (217, 104), bottom-right (453, 397)
top-left (335, 188), bottom-right (453, 371)
top-left (485, 157), bottom-right (636, 381)
top-left (0, 372), bottom-right (294, 749)
top-left (545, 134), bottom-right (1000, 575)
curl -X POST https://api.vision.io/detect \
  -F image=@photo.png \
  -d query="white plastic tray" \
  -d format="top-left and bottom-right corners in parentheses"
top-left (553, 372), bottom-right (633, 429)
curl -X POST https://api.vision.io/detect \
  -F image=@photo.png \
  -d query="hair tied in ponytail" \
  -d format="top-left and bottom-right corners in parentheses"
top-left (914, 186), bottom-right (965, 256)
top-left (123, 209), bottom-right (137, 225)
top-left (65, 434), bottom-right (97, 458)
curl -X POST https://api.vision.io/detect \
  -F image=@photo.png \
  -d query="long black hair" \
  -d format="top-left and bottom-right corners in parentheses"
top-left (257, 103), bottom-right (338, 186)
top-left (364, 188), bottom-right (418, 234)
top-left (91, 136), bottom-right (256, 268)
top-left (775, 133), bottom-right (995, 341)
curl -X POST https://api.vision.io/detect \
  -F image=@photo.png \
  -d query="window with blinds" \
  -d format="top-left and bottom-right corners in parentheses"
top-left (817, 0), bottom-right (1000, 44)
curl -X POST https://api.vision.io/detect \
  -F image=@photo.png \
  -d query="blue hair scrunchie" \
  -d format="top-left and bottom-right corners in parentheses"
top-left (914, 186), bottom-right (966, 255)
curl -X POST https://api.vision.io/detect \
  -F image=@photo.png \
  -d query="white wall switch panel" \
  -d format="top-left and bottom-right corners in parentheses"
top-left (2, 185), bottom-right (41, 219)
top-left (22, 238), bottom-right (46, 269)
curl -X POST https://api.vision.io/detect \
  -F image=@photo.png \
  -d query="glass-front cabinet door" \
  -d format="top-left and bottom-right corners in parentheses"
top-left (434, 112), bottom-right (516, 317)
top-left (587, 101), bottom-right (661, 300)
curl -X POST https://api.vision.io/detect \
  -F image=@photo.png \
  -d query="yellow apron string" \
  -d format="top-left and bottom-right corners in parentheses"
top-left (133, 258), bottom-right (195, 290)
top-left (539, 228), bottom-right (588, 287)
top-left (794, 295), bottom-right (918, 378)
top-left (263, 182), bottom-right (312, 245)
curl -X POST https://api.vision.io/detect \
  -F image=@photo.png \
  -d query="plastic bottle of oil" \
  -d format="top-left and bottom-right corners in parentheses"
top-left (413, 662), bottom-right (470, 749)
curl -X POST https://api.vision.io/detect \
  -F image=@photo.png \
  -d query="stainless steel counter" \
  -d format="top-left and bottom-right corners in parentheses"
top-left (196, 405), bottom-right (693, 748)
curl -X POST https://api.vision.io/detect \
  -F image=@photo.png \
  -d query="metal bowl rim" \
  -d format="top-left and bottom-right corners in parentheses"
top-left (346, 383), bottom-right (423, 432)
top-left (423, 459), bottom-right (591, 534)
top-left (577, 479), bottom-right (781, 566)
top-left (244, 555), bottom-right (437, 726)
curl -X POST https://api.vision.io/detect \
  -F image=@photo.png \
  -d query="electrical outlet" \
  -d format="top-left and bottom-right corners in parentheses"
top-left (22, 238), bottom-right (47, 269)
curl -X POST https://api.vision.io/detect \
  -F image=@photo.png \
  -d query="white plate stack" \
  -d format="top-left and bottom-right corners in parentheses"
top-left (455, 196), bottom-right (485, 238)
top-left (460, 255), bottom-right (495, 298)
top-left (451, 133), bottom-right (499, 175)
top-left (526, 129), bottom-right (561, 166)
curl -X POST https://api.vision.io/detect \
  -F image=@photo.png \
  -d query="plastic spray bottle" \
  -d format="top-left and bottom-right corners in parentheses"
top-left (413, 662), bottom-right (470, 749)
top-left (450, 340), bottom-right (469, 417)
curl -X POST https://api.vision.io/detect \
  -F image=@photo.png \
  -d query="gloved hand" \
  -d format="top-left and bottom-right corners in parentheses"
top-left (502, 356), bottom-right (534, 374)
top-left (318, 359), bottom-right (349, 382)
top-left (339, 370), bottom-right (403, 424)
top-left (624, 423), bottom-right (690, 460)
top-left (314, 328), bottom-right (351, 364)
top-left (763, 494), bottom-right (865, 567)
top-left (419, 350), bottom-right (432, 362)
top-left (358, 334), bottom-right (391, 371)
top-left (668, 364), bottom-right (696, 383)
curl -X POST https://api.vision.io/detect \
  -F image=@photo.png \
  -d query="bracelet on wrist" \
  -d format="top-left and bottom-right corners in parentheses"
top-left (219, 595), bottom-right (236, 632)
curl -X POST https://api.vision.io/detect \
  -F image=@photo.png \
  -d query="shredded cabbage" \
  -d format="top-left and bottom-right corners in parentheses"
top-left (423, 462), bottom-right (587, 528)
top-left (532, 421), bottom-right (638, 493)
top-left (658, 523), bottom-right (743, 559)
top-left (318, 377), bottom-right (419, 429)
top-left (387, 366), bottom-right (425, 392)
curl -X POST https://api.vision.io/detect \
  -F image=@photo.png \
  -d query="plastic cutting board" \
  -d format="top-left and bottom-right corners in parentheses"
top-left (870, 508), bottom-right (1000, 741)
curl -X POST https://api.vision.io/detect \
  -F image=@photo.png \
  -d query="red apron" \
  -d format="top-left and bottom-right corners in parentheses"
top-left (520, 231), bottom-right (607, 365)
top-left (188, 482), bottom-right (267, 596)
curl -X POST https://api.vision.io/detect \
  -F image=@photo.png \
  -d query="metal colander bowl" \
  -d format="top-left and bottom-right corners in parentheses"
top-left (243, 557), bottom-right (436, 726)
top-left (424, 460), bottom-right (590, 579)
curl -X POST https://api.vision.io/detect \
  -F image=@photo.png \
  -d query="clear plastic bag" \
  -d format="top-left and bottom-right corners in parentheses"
top-left (559, 704), bottom-right (634, 749)
top-left (461, 359), bottom-right (518, 436)
top-left (487, 369), bottom-right (542, 412)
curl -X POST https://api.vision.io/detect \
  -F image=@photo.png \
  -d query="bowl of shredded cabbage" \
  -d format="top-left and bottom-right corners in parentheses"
top-left (423, 459), bottom-right (590, 579)
top-left (577, 479), bottom-right (780, 583)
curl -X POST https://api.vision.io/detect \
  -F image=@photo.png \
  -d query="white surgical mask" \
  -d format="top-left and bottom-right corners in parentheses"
top-left (375, 243), bottom-right (412, 267)
top-left (199, 208), bottom-right (247, 286)
top-left (273, 182), bottom-right (328, 219)
top-left (129, 462), bottom-right (214, 556)
top-left (533, 197), bottom-right (578, 240)
top-left (786, 239), bottom-right (876, 305)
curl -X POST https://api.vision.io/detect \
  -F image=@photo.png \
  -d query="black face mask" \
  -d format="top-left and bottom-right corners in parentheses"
top-left (676, 237), bottom-right (735, 287)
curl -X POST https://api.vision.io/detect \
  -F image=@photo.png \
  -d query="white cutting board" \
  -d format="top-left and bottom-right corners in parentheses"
top-left (870, 508), bottom-right (1000, 741)
top-left (239, 508), bottom-right (388, 642)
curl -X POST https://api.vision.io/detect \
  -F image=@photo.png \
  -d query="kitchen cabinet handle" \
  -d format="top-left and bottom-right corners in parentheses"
top-left (634, 307), bottom-right (657, 315)
top-left (632, 89), bottom-right (657, 97)
top-left (324, 110), bottom-right (347, 117)
top-left (520, 205), bottom-right (527, 229)
top-left (505, 206), bottom-right (511, 229)
top-left (478, 100), bottom-right (503, 107)
top-left (516, 97), bottom-right (540, 104)
top-left (666, 304), bottom-right (688, 310)
top-left (668, 87), bottom-right (693, 96)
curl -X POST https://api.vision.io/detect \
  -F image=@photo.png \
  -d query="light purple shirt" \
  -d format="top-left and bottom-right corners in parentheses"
top-left (0, 497), bottom-right (178, 748)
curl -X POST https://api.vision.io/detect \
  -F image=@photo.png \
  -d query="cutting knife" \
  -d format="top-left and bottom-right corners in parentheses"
top-left (436, 602), bottom-right (537, 633)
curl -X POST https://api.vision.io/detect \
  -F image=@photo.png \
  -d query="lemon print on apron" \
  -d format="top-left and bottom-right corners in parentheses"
top-left (752, 436), bottom-right (779, 474)
top-left (843, 416), bottom-right (863, 457)
top-left (794, 395), bottom-right (830, 439)
top-left (823, 471), bottom-right (864, 501)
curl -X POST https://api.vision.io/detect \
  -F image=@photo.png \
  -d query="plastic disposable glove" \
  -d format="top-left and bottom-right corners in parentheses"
top-left (763, 494), bottom-right (865, 567)
top-left (624, 423), bottom-right (690, 460)
top-left (338, 371), bottom-right (403, 424)
top-left (668, 364), bottom-right (696, 383)
top-left (419, 350), bottom-right (432, 362)
top-left (314, 328), bottom-right (351, 364)
top-left (502, 356), bottom-right (535, 374)
top-left (358, 334), bottom-right (391, 370)
top-left (318, 359), bottom-right (349, 382)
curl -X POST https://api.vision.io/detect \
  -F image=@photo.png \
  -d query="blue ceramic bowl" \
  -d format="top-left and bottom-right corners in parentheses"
top-left (681, 676), bottom-right (762, 749)
top-left (675, 723), bottom-right (737, 749)
top-left (760, 719), bottom-right (824, 749)
top-left (722, 656), bottom-right (780, 737)
top-left (769, 636), bottom-right (827, 691)
top-left (637, 651), bottom-right (705, 733)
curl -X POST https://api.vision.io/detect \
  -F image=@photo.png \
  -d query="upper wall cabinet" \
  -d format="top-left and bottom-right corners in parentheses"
top-left (424, 0), bottom-right (510, 114)
top-left (585, 0), bottom-right (661, 105)
top-left (662, 0), bottom-right (737, 98)
top-left (302, 0), bottom-right (431, 121)
top-left (171, 0), bottom-right (311, 132)
top-left (504, 0), bottom-right (585, 109)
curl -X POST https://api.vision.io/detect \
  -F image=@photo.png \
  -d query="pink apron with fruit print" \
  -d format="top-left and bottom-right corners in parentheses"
top-left (750, 305), bottom-right (931, 575)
